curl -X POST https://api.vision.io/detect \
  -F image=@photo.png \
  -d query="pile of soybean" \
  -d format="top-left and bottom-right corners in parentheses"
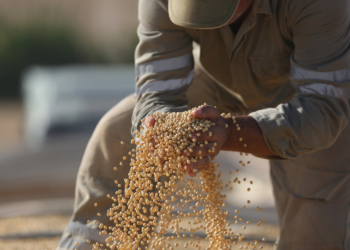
top-left (93, 106), bottom-right (268, 250)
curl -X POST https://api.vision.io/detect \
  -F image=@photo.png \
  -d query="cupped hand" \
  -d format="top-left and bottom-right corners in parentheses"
top-left (144, 115), bottom-right (162, 161)
top-left (144, 107), bottom-right (232, 177)
top-left (183, 105), bottom-right (232, 177)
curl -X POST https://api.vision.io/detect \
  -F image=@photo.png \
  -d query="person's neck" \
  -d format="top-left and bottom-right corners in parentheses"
top-left (229, 0), bottom-right (254, 25)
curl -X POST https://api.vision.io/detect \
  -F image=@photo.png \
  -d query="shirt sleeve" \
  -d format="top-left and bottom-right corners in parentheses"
top-left (131, 0), bottom-right (194, 137)
top-left (249, 0), bottom-right (350, 159)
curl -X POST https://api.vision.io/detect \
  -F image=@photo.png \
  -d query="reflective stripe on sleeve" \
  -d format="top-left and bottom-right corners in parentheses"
top-left (65, 221), bottom-right (108, 243)
top-left (291, 65), bottom-right (350, 82)
top-left (57, 235), bottom-right (93, 250)
top-left (136, 70), bottom-right (194, 96)
top-left (136, 54), bottom-right (193, 77)
top-left (300, 83), bottom-right (350, 101)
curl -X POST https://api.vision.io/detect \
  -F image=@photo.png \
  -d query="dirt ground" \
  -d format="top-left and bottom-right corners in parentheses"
top-left (0, 238), bottom-right (62, 250)
top-left (0, 214), bottom-right (69, 250)
top-left (0, 238), bottom-right (276, 250)
top-left (0, 214), bottom-right (278, 250)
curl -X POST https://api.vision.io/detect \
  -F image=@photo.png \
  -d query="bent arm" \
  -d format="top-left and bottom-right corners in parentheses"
top-left (222, 116), bottom-right (276, 157)
top-left (132, 0), bottom-right (193, 137)
top-left (249, 0), bottom-right (350, 159)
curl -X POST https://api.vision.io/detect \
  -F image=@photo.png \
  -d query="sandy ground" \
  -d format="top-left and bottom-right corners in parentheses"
top-left (0, 214), bottom-right (278, 250)
top-left (0, 214), bottom-right (69, 250)
top-left (0, 237), bottom-right (63, 250)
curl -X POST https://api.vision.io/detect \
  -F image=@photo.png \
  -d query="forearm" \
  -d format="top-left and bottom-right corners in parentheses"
top-left (222, 115), bottom-right (277, 157)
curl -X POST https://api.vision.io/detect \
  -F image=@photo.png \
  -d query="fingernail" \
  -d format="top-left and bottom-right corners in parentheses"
top-left (197, 109), bottom-right (203, 114)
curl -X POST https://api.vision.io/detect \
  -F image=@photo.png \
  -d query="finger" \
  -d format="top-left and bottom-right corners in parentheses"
top-left (182, 142), bottom-right (217, 157)
top-left (145, 116), bottom-right (156, 128)
top-left (192, 105), bottom-right (220, 120)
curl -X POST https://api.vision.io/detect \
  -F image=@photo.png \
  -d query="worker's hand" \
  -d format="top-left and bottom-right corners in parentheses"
top-left (183, 105), bottom-right (232, 177)
top-left (144, 109), bottom-right (232, 177)
top-left (144, 116), bottom-right (164, 162)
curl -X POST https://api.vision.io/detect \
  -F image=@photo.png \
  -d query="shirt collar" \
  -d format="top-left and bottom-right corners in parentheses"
top-left (254, 0), bottom-right (273, 16)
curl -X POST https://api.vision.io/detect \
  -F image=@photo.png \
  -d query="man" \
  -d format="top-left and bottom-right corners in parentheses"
top-left (58, 0), bottom-right (350, 249)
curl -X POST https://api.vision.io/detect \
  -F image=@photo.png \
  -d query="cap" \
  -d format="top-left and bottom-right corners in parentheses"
top-left (169, 0), bottom-right (240, 29)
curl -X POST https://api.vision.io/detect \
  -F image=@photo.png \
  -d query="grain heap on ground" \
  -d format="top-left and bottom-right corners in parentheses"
top-left (93, 106), bottom-right (267, 250)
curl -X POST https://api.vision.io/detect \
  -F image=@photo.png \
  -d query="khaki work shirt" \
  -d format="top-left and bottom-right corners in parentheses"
top-left (132, 0), bottom-right (350, 159)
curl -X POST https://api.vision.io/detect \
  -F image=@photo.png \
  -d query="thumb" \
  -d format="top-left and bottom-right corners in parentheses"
top-left (192, 105), bottom-right (220, 120)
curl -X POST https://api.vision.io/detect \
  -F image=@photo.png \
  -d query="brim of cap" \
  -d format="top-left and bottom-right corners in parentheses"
top-left (169, 0), bottom-right (239, 29)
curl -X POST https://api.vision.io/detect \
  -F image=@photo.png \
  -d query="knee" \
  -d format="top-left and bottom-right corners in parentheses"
top-left (95, 93), bottom-right (136, 143)
top-left (78, 94), bottom-right (136, 178)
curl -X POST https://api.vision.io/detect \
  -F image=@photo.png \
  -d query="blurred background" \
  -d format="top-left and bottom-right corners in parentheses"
top-left (0, 0), bottom-right (278, 249)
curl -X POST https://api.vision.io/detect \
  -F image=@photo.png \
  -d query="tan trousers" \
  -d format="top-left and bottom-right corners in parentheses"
top-left (57, 67), bottom-right (350, 250)
top-left (271, 126), bottom-right (350, 249)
